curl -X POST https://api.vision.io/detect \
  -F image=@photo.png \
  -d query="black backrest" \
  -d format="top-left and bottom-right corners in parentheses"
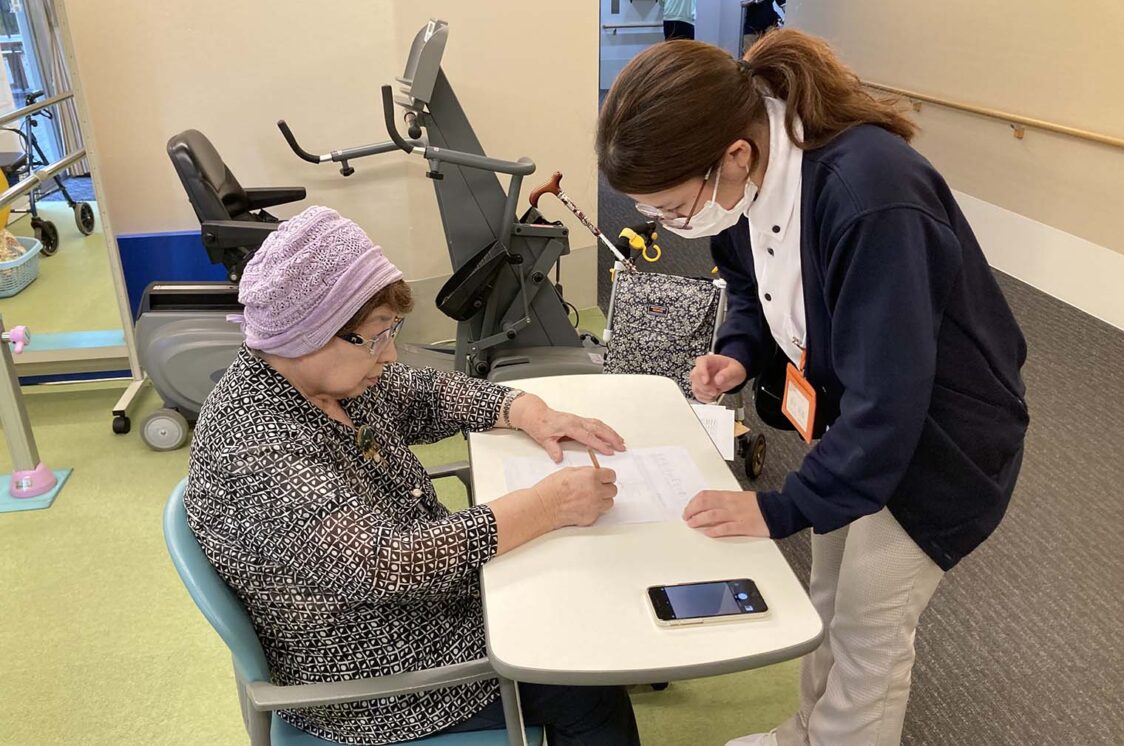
top-left (167, 130), bottom-right (251, 222)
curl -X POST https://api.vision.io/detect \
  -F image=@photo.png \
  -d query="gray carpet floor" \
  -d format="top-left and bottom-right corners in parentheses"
top-left (597, 174), bottom-right (1124, 745)
top-left (39, 174), bottom-right (95, 202)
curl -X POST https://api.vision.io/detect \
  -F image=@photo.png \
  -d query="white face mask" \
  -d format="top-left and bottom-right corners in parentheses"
top-left (663, 163), bottom-right (757, 238)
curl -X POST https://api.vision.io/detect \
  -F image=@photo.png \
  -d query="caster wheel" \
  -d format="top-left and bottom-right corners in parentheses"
top-left (33, 218), bottom-right (59, 256)
top-left (75, 202), bottom-right (96, 235)
top-left (745, 433), bottom-right (767, 481)
top-left (141, 408), bottom-right (190, 451)
top-left (112, 415), bottom-right (131, 435)
top-left (651, 682), bottom-right (670, 691)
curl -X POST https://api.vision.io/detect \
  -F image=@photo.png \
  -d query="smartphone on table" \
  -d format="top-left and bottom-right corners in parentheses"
top-left (647, 578), bottom-right (769, 627)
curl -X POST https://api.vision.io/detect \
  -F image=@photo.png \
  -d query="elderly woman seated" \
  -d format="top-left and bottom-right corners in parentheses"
top-left (185, 206), bottom-right (641, 745)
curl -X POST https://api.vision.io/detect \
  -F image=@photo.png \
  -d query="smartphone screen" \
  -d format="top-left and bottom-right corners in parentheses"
top-left (648, 578), bottom-right (767, 622)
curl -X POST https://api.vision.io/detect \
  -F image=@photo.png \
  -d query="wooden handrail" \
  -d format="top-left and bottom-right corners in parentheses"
top-left (864, 81), bottom-right (1124, 150)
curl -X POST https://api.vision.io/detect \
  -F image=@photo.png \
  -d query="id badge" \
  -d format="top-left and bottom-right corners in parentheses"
top-left (781, 362), bottom-right (817, 444)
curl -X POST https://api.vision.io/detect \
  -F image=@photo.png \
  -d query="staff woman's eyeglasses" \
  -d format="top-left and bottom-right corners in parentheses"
top-left (338, 318), bottom-right (404, 356)
top-left (634, 166), bottom-right (714, 229)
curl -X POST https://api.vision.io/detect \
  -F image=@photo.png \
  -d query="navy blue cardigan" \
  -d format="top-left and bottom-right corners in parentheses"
top-left (712, 124), bottom-right (1029, 571)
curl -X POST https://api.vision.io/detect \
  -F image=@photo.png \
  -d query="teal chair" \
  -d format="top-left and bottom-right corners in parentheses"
top-left (163, 479), bottom-right (543, 746)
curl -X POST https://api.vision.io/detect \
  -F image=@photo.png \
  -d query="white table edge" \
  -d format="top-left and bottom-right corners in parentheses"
top-left (470, 373), bottom-right (823, 687)
top-left (482, 617), bottom-right (824, 686)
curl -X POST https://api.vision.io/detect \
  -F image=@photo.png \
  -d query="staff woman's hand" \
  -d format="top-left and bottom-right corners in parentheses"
top-left (508, 394), bottom-right (626, 462)
top-left (682, 490), bottom-right (770, 538)
top-left (690, 354), bottom-right (748, 402)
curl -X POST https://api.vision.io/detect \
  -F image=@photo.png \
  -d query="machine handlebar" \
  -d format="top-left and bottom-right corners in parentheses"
top-left (277, 85), bottom-right (535, 178)
top-left (276, 120), bottom-right (322, 164)
top-left (381, 86), bottom-right (416, 155)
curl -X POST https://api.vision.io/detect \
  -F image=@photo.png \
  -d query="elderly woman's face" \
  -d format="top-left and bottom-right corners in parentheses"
top-left (314, 304), bottom-right (401, 398)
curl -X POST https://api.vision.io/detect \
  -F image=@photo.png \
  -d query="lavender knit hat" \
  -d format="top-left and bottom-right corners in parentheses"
top-left (236, 206), bottom-right (404, 358)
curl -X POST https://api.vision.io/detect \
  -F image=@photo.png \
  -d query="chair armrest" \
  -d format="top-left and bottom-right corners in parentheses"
top-left (244, 657), bottom-right (495, 711)
top-left (426, 461), bottom-right (473, 500)
top-left (201, 220), bottom-right (279, 251)
top-left (244, 187), bottom-right (306, 211)
top-left (426, 461), bottom-right (470, 482)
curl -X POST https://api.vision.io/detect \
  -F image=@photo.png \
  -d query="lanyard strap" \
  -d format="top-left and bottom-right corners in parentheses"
top-left (792, 335), bottom-right (807, 374)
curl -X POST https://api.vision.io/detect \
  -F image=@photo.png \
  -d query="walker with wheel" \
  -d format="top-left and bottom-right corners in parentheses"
top-left (0, 89), bottom-right (96, 256)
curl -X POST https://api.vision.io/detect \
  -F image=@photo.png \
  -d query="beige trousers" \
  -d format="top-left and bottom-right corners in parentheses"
top-left (775, 508), bottom-right (945, 746)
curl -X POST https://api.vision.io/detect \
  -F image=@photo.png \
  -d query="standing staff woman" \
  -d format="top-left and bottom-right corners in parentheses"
top-left (597, 30), bottom-right (1028, 746)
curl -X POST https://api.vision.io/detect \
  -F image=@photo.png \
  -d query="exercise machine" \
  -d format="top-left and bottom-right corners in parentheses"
top-left (122, 19), bottom-right (605, 449)
top-left (278, 19), bottom-right (604, 381)
top-left (112, 131), bottom-right (306, 448)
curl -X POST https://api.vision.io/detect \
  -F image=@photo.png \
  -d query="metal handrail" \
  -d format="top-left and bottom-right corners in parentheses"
top-left (0, 148), bottom-right (86, 210)
top-left (602, 22), bottom-right (663, 34)
top-left (865, 81), bottom-right (1124, 149)
top-left (0, 91), bottom-right (74, 129)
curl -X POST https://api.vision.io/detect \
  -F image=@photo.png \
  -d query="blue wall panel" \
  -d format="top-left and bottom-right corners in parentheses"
top-left (115, 231), bottom-right (228, 319)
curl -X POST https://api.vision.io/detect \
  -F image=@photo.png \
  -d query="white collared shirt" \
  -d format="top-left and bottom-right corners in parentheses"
top-left (746, 97), bottom-right (806, 366)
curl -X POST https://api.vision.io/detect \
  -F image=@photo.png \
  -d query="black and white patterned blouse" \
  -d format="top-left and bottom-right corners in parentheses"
top-left (184, 346), bottom-right (517, 744)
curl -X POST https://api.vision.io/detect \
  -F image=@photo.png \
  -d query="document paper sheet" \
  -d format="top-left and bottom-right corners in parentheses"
top-left (689, 403), bottom-right (737, 460)
top-left (502, 446), bottom-right (707, 525)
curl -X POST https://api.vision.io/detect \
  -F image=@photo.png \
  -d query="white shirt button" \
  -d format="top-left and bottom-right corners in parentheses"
top-left (411, 488), bottom-right (423, 498)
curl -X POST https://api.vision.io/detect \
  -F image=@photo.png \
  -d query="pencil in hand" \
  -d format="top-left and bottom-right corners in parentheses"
top-left (587, 447), bottom-right (601, 469)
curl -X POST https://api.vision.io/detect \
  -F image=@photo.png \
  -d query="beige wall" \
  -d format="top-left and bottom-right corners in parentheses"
top-left (62, 1), bottom-right (599, 315)
top-left (788, 1), bottom-right (1124, 256)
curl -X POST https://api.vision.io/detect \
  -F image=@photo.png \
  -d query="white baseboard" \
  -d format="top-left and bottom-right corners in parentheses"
top-left (953, 190), bottom-right (1124, 331)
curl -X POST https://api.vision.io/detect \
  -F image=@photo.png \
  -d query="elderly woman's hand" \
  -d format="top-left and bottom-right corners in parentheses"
top-left (533, 466), bottom-right (618, 528)
top-left (508, 393), bottom-right (626, 463)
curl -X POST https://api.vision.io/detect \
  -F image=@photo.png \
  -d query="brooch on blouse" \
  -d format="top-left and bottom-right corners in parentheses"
top-left (355, 425), bottom-right (381, 463)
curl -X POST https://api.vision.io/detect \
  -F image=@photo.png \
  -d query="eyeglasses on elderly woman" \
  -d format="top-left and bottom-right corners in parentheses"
top-left (337, 317), bottom-right (404, 356)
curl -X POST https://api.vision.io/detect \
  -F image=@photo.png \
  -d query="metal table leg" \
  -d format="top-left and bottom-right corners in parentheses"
top-left (498, 676), bottom-right (528, 746)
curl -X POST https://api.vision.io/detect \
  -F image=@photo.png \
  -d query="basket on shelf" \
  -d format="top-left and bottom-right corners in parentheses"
top-left (0, 237), bottom-right (43, 298)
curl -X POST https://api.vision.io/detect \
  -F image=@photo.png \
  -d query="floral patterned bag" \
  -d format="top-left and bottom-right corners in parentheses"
top-left (603, 268), bottom-right (727, 398)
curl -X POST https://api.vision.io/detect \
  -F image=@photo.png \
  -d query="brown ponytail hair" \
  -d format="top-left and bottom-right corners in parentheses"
top-left (597, 28), bottom-right (916, 195)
